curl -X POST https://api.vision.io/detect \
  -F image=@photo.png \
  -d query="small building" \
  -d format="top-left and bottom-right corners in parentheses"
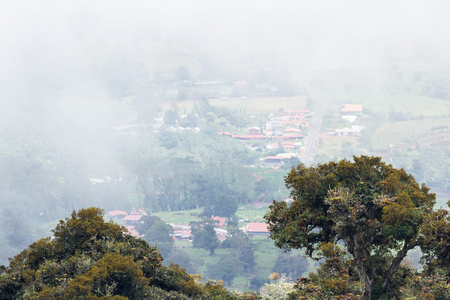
top-left (108, 210), bottom-right (128, 219)
top-left (244, 222), bottom-right (270, 236)
top-left (125, 226), bottom-right (143, 237)
top-left (248, 127), bottom-right (260, 135)
top-left (335, 125), bottom-right (364, 136)
top-left (123, 214), bottom-right (143, 225)
top-left (341, 104), bottom-right (363, 115)
top-left (211, 216), bottom-right (226, 228)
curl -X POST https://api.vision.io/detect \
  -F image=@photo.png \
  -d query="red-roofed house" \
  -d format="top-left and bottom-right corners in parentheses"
top-left (211, 216), bottom-right (226, 228)
top-left (341, 104), bottom-right (363, 115)
top-left (125, 226), bottom-right (143, 237)
top-left (108, 210), bottom-right (128, 219)
top-left (138, 209), bottom-right (148, 216)
top-left (123, 214), bottom-right (142, 225)
top-left (248, 127), bottom-right (260, 135)
top-left (245, 223), bottom-right (270, 236)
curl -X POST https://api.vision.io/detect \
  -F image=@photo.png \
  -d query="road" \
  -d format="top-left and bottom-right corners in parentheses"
top-left (301, 97), bottom-right (330, 166)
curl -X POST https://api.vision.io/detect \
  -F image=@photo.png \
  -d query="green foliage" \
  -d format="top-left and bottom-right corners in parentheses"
top-left (213, 194), bottom-right (238, 220)
top-left (287, 243), bottom-right (362, 300)
top-left (272, 252), bottom-right (309, 280)
top-left (419, 208), bottom-right (450, 276)
top-left (221, 231), bottom-right (256, 273)
top-left (206, 255), bottom-right (242, 286)
top-left (265, 156), bottom-right (437, 299)
top-left (192, 224), bottom-right (220, 256)
top-left (0, 207), bottom-right (258, 299)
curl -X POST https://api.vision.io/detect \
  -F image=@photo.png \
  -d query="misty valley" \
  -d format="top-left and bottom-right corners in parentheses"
top-left (1, 2), bottom-right (449, 299)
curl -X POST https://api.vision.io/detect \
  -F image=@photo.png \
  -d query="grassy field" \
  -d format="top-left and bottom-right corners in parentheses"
top-left (174, 96), bottom-right (308, 115)
top-left (370, 118), bottom-right (450, 149)
top-left (153, 208), bottom-right (202, 224)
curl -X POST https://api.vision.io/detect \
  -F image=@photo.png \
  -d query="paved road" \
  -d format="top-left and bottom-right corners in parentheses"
top-left (301, 97), bottom-right (330, 166)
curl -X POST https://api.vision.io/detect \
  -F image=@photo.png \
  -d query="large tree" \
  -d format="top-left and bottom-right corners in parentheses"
top-left (192, 223), bottom-right (220, 256)
top-left (264, 156), bottom-right (436, 299)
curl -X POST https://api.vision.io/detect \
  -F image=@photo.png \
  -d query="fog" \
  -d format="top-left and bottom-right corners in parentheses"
top-left (0, 0), bottom-right (449, 265)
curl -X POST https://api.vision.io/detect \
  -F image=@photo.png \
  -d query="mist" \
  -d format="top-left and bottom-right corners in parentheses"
top-left (1, 0), bottom-right (449, 266)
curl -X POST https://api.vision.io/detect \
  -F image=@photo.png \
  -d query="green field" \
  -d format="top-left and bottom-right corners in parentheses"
top-left (174, 96), bottom-right (308, 115)
top-left (371, 118), bottom-right (450, 149)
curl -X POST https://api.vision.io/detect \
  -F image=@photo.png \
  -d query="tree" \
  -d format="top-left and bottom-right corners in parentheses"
top-left (192, 223), bottom-right (220, 256)
top-left (272, 252), bottom-right (309, 280)
top-left (164, 109), bottom-right (179, 125)
top-left (144, 220), bottom-right (174, 257)
top-left (0, 207), bottom-right (255, 299)
top-left (213, 193), bottom-right (238, 221)
top-left (419, 204), bottom-right (450, 276)
top-left (205, 255), bottom-right (242, 286)
top-left (264, 156), bottom-right (436, 299)
top-left (221, 231), bottom-right (256, 273)
top-left (135, 215), bottom-right (163, 235)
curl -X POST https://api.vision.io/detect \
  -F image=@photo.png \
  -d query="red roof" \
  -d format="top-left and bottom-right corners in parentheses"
top-left (341, 104), bottom-right (362, 112)
top-left (211, 216), bottom-right (226, 228)
top-left (123, 215), bottom-right (142, 221)
top-left (108, 210), bottom-right (128, 217)
top-left (246, 222), bottom-right (269, 233)
top-left (139, 209), bottom-right (148, 216)
top-left (125, 226), bottom-right (143, 237)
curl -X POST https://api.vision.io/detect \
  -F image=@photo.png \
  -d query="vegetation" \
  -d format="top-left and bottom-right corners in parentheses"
top-left (0, 208), bottom-right (259, 299)
top-left (265, 156), bottom-right (449, 299)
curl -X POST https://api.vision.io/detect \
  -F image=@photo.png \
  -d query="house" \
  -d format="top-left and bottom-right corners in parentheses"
top-left (211, 216), bottom-right (226, 228)
top-left (172, 228), bottom-right (192, 241)
top-left (244, 222), bottom-right (270, 236)
top-left (125, 226), bottom-right (143, 237)
top-left (341, 104), bottom-right (363, 115)
top-left (335, 125), bottom-right (364, 136)
top-left (123, 214), bottom-right (143, 225)
top-left (130, 208), bottom-right (148, 216)
top-left (248, 127), bottom-right (260, 135)
top-left (108, 210), bottom-right (128, 219)
top-left (280, 142), bottom-right (296, 149)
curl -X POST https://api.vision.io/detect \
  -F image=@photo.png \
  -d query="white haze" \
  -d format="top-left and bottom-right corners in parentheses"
top-left (0, 0), bottom-right (449, 263)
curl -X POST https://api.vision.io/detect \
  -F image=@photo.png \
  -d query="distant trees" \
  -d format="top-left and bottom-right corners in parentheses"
top-left (265, 156), bottom-right (438, 299)
top-left (143, 218), bottom-right (174, 257)
top-left (221, 231), bottom-right (256, 273)
top-left (206, 255), bottom-right (242, 286)
top-left (192, 223), bottom-right (220, 256)
top-left (213, 193), bottom-right (238, 221)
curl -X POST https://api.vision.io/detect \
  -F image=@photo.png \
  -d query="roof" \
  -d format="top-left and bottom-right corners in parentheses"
top-left (341, 104), bottom-right (363, 112)
top-left (232, 134), bottom-right (266, 140)
top-left (211, 216), bottom-right (226, 228)
top-left (246, 222), bottom-right (269, 233)
top-left (125, 226), bottom-right (143, 237)
top-left (108, 210), bottom-right (128, 217)
top-left (123, 215), bottom-right (142, 221)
